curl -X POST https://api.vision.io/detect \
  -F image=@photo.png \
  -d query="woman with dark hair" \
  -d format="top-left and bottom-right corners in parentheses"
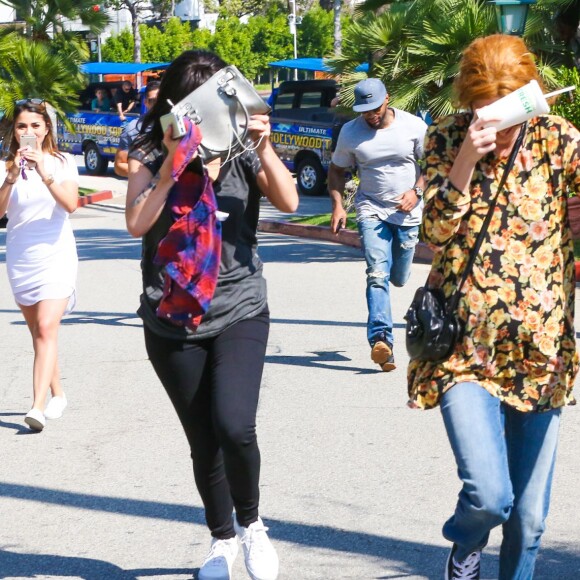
top-left (0, 99), bottom-right (79, 431)
top-left (125, 50), bottom-right (297, 580)
top-left (408, 34), bottom-right (580, 579)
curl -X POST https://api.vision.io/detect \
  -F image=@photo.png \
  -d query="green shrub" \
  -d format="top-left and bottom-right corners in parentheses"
top-left (551, 66), bottom-right (580, 130)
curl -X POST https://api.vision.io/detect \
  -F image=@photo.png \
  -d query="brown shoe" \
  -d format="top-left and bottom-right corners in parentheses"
top-left (381, 354), bottom-right (396, 372)
top-left (370, 338), bottom-right (395, 371)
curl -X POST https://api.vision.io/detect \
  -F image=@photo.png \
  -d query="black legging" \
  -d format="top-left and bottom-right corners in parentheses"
top-left (144, 308), bottom-right (269, 539)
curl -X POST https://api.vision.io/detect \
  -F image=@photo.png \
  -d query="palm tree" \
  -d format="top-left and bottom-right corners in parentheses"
top-left (0, 32), bottom-right (86, 122)
top-left (0, 0), bottom-right (109, 40)
top-left (330, 0), bottom-right (577, 118)
top-left (0, 1), bottom-right (109, 126)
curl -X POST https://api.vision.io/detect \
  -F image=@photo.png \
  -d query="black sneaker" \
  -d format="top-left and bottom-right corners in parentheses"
top-left (445, 544), bottom-right (481, 580)
top-left (370, 335), bottom-right (395, 371)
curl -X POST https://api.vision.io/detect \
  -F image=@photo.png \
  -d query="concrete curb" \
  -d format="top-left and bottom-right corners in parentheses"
top-left (259, 219), bottom-right (361, 248)
top-left (258, 219), bottom-right (435, 263)
top-left (258, 219), bottom-right (580, 278)
top-left (77, 189), bottom-right (113, 207)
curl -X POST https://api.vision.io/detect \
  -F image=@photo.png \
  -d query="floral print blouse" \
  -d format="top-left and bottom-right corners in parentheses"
top-left (408, 113), bottom-right (580, 412)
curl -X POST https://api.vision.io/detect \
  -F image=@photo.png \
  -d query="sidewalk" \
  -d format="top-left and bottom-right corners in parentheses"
top-left (77, 162), bottom-right (128, 207)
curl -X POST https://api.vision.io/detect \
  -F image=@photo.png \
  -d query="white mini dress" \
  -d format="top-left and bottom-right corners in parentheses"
top-left (1, 153), bottom-right (79, 312)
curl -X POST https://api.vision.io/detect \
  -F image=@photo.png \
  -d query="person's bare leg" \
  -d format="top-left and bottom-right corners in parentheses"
top-left (22, 324), bottom-right (64, 398)
top-left (50, 358), bottom-right (64, 398)
top-left (19, 298), bottom-right (69, 411)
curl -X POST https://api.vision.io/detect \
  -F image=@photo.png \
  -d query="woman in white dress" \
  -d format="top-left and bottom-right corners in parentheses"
top-left (0, 99), bottom-right (79, 432)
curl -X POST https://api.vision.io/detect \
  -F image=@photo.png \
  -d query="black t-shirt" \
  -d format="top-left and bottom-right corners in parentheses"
top-left (115, 87), bottom-right (137, 110)
top-left (133, 147), bottom-right (267, 341)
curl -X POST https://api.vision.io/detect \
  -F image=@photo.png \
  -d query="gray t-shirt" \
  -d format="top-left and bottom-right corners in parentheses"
top-left (132, 147), bottom-right (267, 341)
top-left (332, 108), bottom-right (427, 226)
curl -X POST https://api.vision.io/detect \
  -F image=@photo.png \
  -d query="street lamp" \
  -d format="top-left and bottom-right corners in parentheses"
top-left (489, 0), bottom-right (536, 36)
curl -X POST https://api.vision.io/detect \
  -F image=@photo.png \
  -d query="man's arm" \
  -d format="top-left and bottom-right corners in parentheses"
top-left (396, 122), bottom-right (429, 212)
top-left (116, 100), bottom-right (126, 121)
top-left (125, 97), bottom-right (136, 113)
top-left (114, 124), bottom-right (133, 177)
top-left (328, 162), bottom-right (348, 234)
top-left (114, 149), bottom-right (129, 178)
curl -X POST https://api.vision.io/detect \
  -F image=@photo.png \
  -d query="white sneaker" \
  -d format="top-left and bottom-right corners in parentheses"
top-left (198, 537), bottom-right (239, 580)
top-left (44, 394), bottom-right (67, 420)
top-left (24, 408), bottom-right (46, 431)
top-left (234, 516), bottom-right (279, 580)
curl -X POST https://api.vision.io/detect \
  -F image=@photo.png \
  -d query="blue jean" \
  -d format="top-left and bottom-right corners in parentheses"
top-left (357, 218), bottom-right (418, 345)
top-left (440, 382), bottom-right (561, 580)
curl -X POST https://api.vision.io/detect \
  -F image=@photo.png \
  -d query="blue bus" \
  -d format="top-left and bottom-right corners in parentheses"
top-left (56, 61), bottom-right (168, 175)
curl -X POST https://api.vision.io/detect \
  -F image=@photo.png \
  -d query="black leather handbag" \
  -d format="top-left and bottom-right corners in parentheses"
top-left (405, 123), bottom-right (526, 363)
top-left (405, 285), bottom-right (462, 362)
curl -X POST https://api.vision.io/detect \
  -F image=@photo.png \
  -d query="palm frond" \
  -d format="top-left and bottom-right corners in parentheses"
top-left (0, 36), bottom-right (84, 124)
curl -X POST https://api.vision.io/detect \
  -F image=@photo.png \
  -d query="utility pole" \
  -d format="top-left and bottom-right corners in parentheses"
top-left (288, 0), bottom-right (298, 80)
top-left (333, 0), bottom-right (342, 54)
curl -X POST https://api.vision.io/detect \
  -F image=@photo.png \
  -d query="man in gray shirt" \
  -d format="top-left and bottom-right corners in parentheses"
top-left (329, 78), bottom-right (427, 371)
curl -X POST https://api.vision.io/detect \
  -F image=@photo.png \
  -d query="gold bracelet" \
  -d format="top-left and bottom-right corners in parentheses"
top-left (42, 175), bottom-right (55, 186)
top-left (4, 177), bottom-right (17, 185)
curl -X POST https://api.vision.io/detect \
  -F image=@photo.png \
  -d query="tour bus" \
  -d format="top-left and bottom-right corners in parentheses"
top-left (268, 58), bottom-right (366, 196)
top-left (56, 61), bottom-right (167, 175)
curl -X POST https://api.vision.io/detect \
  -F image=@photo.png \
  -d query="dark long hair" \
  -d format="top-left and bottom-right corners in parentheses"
top-left (6, 101), bottom-right (62, 169)
top-left (134, 50), bottom-right (227, 154)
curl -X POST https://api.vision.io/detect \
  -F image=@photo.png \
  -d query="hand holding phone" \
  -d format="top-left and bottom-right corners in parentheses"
top-left (19, 135), bottom-right (38, 169)
top-left (160, 111), bottom-right (187, 139)
top-left (20, 134), bottom-right (37, 150)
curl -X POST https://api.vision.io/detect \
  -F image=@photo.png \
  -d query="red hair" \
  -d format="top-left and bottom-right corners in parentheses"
top-left (454, 34), bottom-right (543, 109)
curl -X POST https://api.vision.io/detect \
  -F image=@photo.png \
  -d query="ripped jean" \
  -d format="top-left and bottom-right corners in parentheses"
top-left (357, 218), bottom-right (418, 346)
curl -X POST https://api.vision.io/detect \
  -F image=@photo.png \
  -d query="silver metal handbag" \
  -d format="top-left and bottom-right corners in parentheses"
top-left (161, 65), bottom-right (271, 162)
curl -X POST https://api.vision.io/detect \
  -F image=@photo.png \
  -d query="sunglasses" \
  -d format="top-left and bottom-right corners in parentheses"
top-left (15, 98), bottom-right (45, 106)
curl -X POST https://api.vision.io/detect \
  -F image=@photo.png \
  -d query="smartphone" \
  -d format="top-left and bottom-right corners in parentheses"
top-left (20, 134), bottom-right (37, 150)
top-left (20, 135), bottom-right (37, 168)
top-left (160, 111), bottom-right (187, 139)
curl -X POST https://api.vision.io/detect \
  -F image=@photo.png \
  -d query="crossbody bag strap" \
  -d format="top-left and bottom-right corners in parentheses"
top-left (446, 122), bottom-right (527, 313)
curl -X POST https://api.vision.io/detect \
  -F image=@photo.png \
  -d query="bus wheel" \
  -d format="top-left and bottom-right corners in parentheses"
top-left (296, 157), bottom-right (326, 196)
top-left (84, 143), bottom-right (108, 175)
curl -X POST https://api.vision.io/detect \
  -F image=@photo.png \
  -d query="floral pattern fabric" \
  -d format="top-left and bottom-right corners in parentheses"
top-left (408, 113), bottom-right (580, 412)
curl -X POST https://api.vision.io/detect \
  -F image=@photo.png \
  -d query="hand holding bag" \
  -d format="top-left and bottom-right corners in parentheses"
top-left (164, 65), bottom-right (271, 162)
top-left (405, 123), bottom-right (526, 363)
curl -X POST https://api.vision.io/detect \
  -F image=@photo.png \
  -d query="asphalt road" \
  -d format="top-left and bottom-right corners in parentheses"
top-left (0, 166), bottom-right (579, 579)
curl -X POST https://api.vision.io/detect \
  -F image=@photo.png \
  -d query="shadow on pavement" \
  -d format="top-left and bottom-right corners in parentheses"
top-left (0, 412), bottom-right (29, 434)
top-left (272, 317), bottom-right (365, 328)
top-left (60, 310), bottom-right (141, 327)
top-left (258, 233), bottom-right (361, 263)
top-left (266, 350), bottom-right (377, 374)
top-left (74, 228), bottom-right (140, 261)
top-left (271, 318), bottom-right (406, 330)
top-left (0, 482), bottom-right (578, 578)
top-left (0, 309), bottom-right (140, 328)
top-left (0, 549), bottom-right (192, 580)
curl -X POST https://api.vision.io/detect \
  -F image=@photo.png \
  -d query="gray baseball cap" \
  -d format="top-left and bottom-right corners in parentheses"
top-left (353, 78), bottom-right (388, 112)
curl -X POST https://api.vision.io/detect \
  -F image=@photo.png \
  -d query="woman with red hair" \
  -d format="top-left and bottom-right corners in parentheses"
top-left (408, 34), bottom-right (580, 579)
